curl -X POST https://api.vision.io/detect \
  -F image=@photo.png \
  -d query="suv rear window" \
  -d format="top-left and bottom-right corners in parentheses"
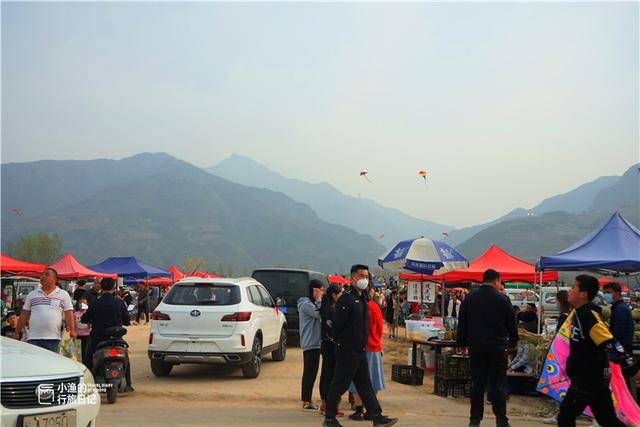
top-left (251, 271), bottom-right (309, 302)
top-left (163, 283), bottom-right (240, 306)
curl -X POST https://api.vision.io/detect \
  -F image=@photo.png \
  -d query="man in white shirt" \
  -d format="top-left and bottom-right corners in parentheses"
top-left (14, 267), bottom-right (76, 353)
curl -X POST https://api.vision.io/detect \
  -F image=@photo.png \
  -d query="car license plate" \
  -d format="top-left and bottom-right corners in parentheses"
top-left (20, 410), bottom-right (76, 427)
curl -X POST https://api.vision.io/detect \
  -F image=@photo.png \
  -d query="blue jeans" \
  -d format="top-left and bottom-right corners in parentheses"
top-left (29, 339), bottom-right (61, 353)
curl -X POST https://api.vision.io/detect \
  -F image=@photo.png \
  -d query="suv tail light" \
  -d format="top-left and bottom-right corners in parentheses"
top-left (152, 311), bottom-right (171, 320)
top-left (221, 312), bottom-right (252, 322)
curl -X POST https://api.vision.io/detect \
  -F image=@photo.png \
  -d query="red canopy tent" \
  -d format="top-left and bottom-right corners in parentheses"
top-left (328, 275), bottom-right (350, 285)
top-left (400, 245), bottom-right (558, 284)
top-left (145, 277), bottom-right (173, 288)
top-left (598, 277), bottom-right (631, 292)
top-left (1, 253), bottom-right (46, 277)
top-left (168, 265), bottom-right (184, 281)
top-left (49, 253), bottom-right (117, 279)
top-left (190, 271), bottom-right (221, 279)
top-left (167, 266), bottom-right (220, 280)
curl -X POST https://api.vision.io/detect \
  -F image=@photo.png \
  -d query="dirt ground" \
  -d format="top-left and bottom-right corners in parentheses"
top-left (96, 323), bottom-right (578, 427)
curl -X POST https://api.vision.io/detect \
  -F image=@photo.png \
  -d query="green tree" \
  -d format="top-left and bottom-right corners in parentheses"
top-left (183, 257), bottom-right (208, 274)
top-left (5, 232), bottom-right (64, 265)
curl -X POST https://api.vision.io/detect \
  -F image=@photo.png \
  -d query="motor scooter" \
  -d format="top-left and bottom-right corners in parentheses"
top-left (92, 326), bottom-right (129, 404)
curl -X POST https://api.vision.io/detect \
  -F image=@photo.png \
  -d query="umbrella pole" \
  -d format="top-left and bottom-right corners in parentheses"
top-left (420, 274), bottom-right (424, 318)
top-left (441, 280), bottom-right (446, 320)
top-left (537, 270), bottom-right (543, 334)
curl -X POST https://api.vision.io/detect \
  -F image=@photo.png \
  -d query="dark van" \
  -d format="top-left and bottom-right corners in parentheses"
top-left (251, 268), bottom-right (329, 339)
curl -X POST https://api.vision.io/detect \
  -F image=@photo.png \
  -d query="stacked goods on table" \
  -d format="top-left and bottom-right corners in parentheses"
top-left (434, 352), bottom-right (471, 398)
top-left (517, 329), bottom-right (552, 376)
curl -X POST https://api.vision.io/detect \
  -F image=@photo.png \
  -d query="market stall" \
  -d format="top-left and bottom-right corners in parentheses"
top-left (1, 253), bottom-right (46, 277)
top-left (536, 212), bottom-right (640, 409)
top-left (49, 253), bottom-right (117, 279)
top-left (88, 256), bottom-right (172, 280)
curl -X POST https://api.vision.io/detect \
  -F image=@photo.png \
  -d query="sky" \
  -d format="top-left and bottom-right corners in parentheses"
top-left (2, 2), bottom-right (638, 228)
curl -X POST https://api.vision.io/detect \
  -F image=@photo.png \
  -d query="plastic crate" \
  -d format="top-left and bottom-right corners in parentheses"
top-left (391, 364), bottom-right (424, 386)
top-left (434, 376), bottom-right (472, 398)
top-left (435, 353), bottom-right (470, 379)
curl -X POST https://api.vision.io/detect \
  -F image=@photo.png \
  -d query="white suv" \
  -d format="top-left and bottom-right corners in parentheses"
top-left (148, 277), bottom-right (287, 378)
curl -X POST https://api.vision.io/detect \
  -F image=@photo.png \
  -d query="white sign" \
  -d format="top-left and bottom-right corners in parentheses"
top-left (407, 281), bottom-right (436, 303)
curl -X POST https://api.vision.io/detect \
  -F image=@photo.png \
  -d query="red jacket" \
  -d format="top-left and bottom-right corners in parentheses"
top-left (367, 300), bottom-right (383, 352)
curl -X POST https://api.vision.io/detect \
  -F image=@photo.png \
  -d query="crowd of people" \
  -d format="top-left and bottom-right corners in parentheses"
top-left (0, 268), bottom-right (170, 393)
top-left (457, 269), bottom-right (640, 427)
top-left (298, 265), bottom-right (399, 427)
top-left (3, 264), bottom-right (640, 427)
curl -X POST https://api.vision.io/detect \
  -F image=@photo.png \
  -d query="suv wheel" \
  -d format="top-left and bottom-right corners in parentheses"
top-left (150, 360), bottom-right (174, 377)
top-left (271, 328), bottom-right (287, 361)
top-left (242, 336), bottom-right (262, 378)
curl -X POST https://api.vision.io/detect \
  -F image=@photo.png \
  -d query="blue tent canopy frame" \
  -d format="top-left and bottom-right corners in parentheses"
top-left (88, 256), bottom-right (172, 279)
top-left (537, 212), bottom-right (640, 274)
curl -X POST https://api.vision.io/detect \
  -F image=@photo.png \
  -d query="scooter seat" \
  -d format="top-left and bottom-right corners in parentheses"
top-left (95, 339), bottom-right (129, 351)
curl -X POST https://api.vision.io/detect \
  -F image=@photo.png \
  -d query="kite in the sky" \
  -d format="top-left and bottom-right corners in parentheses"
top-left (11, 208), bottom-right (22, 216)
top-left (360, 171), bottom-right (372, 183)
top-left (418, 170), bottom-right (428, 183)
top-left (378, 234), bottom-right (385, 240)
top-left (442, 232), bottom-right (449, 238)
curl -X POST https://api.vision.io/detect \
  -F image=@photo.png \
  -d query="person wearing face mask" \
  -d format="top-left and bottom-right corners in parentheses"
top-left (298, 279), bottom-right (325, 411)
top-left (603, 281), bottom-right (636, 399)
top-left (323, 264), bottom-right (398, 427)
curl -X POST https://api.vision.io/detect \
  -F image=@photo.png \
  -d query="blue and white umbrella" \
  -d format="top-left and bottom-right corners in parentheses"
top-left (378, 237), bottom-right (468, 274)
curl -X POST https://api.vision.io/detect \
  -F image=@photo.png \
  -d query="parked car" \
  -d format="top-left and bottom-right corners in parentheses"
top-left (251, 268), bottom-right (329, 340)
top-left (1, 276), bottom-right (40, 316)
top-left (0, 337), bottom-right (101, 427)
top-left (505, 288), bottom-right (540, 311)
top-left (148, 277), bottom-right (287, 379)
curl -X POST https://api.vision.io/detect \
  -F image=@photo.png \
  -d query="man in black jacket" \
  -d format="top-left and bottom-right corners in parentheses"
top-left (458, 269), bottom-right (517, 427)
top-left (81, 277), bottom-right (133, 391)
top-left (323, 264), bottom-right (398, 427)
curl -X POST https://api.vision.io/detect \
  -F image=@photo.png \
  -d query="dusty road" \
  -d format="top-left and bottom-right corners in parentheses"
top-left (96, 323), bottom-right (569, 427)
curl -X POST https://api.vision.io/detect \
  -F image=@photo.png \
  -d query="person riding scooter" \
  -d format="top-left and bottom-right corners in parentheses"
top-left (81, 277), bottom-right (134, 392)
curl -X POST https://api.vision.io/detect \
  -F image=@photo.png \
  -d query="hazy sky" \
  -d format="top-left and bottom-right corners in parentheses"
top-left (2, 2), bottom-right (638, 228)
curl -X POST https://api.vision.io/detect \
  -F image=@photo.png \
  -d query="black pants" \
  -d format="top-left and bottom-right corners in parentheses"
top-left (325, 346), bottom-right (382, 420)
top-left (320, 341), bottom-right (336, 401)
top-left (136, 303), bottom-right (149, 323)
top-left (302, 349), bottom-right (321, 402)
top-left (79, 335), bottom-right (91, 368)
top-left (558, 385), bottom-right (625, 427)
top-left (470, 347), bottom-right (509, 426)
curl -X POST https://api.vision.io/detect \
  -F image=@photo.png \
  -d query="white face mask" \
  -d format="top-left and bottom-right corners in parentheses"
top-left (355, 279), bottom-right (369, 291)
top-left (80, 303), bottom-right (88, 310)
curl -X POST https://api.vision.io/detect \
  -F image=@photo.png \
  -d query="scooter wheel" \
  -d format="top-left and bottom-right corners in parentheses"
top-left (106, 384), bottom-right (118, 404)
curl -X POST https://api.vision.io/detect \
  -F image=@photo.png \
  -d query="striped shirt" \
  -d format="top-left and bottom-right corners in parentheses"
top-left (23, 287), bottom-right (73, 340)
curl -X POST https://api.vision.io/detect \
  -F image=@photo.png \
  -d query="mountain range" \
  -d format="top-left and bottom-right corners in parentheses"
top-left (455, 164), bottom-right (640, 262)
top-left (207, 154), bottom-right (452, 248)
top-left (2, 152), bottom-right (637, 274)
top-left (1, 153), bottom-right (385, 273)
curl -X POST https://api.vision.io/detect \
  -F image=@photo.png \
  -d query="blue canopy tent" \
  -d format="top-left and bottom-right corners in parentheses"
top-left (88, 257), bottom-right (172, 280)
top-left (537, 212), bottom-right (640, 274)
top-left (535, 212), bottom-right (640, 332)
